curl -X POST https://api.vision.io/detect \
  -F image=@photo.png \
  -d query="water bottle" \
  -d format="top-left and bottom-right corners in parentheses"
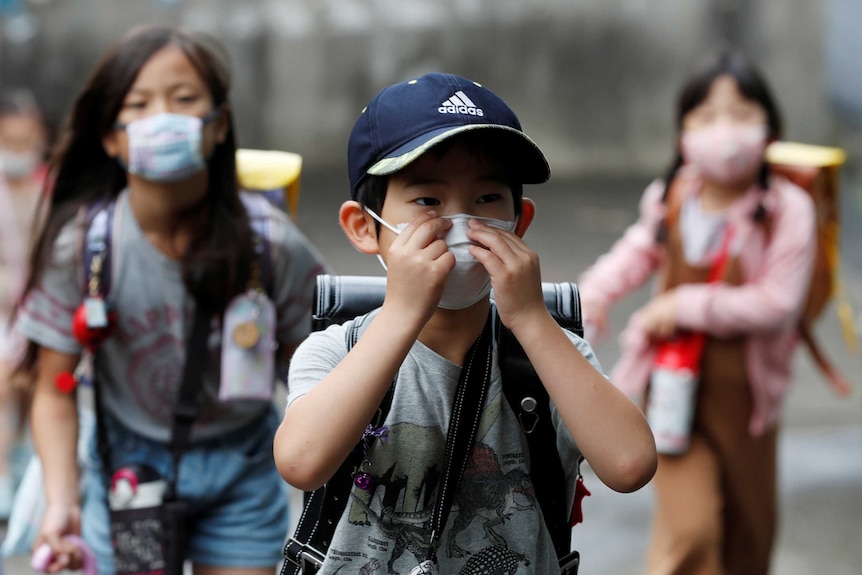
top-left (646, 332), bottom-right (706, 455)
top-left (108, 464), bottom-right (170, 575)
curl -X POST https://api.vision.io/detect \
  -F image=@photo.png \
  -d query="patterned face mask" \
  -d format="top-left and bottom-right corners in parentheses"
top-left (115, 109), bottom-right (220, 183)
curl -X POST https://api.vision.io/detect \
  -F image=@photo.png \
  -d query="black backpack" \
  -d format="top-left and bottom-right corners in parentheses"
top-left (282, 274), bottom-right (586, 575)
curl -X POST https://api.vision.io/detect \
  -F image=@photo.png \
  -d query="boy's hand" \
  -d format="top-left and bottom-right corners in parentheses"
top-left (383, 212), bottom-right (455, 323)
top-left (466, 218), bottom-right (545, 330)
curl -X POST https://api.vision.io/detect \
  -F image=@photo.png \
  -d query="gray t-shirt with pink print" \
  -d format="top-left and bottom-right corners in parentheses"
top-left (16, 189), bottom-right (327, 442)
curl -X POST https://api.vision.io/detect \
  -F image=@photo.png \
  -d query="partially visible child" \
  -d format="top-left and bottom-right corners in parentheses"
top-left (0, 88), bottom-right (50, 519)
top-left (14, 25), bottom-right (328, 575)
top-left (578, 51), bottom-right (817, 575)
top-left (274, 72), bottom-right (657, 574)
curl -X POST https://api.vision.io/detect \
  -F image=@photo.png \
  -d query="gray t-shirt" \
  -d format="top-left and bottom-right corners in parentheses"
top-left (287, 313), bottom-right (601, 574)
top-left (16, 189), bottom-right (328, 442)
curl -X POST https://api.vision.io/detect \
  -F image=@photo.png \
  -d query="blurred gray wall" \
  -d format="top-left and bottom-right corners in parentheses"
top-left (0, 0), bottom-right (844, 180)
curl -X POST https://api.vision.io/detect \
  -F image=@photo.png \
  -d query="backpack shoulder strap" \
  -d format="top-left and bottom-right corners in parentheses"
top-left (240, 191), bottom-right (276, 297)
top-left (347, 310), bottom-right (396, 427)
top-left (79, 199), bottom-right (116, 296)
top-left (494, 303), bottom-right (582, 559)
top-left (758, 185), bottom-right (852, 397)
top-left (282, 310), bottom-right (394, 575)
top-left (79, 198), bottom-right (118, 300)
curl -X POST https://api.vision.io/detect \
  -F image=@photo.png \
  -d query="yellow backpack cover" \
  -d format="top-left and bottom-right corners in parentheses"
top-left (765, 141), bottom-right (856, 395)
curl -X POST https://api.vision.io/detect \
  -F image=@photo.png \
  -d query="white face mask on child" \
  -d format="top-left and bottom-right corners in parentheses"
top-left (0, 148), bottom-right (41, 179)
top-left (365, 208), bottom-right (517, 310)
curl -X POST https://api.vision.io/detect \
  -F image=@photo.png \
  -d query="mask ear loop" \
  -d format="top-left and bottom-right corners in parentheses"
top-left (363, 206), bottom-right (402, 235)
top-left (363, 207), bottom-right (401, 273)
top-left (201, 107), bottom-right (223, 124)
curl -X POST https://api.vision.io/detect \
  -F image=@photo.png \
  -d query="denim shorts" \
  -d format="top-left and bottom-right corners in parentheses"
top-left (81, 406), bottom-right (288, 575)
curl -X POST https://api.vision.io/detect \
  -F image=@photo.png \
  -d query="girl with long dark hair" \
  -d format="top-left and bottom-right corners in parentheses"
top-left (15, 25), bottom-right (327, 575)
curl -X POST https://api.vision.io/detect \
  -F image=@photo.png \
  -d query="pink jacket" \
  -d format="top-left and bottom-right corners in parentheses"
top-left (578, 171), bottom-right (816, 435)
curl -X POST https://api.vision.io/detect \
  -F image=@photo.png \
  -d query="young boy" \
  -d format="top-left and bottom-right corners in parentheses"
top-left (274, 72), bottom-right (657, 574)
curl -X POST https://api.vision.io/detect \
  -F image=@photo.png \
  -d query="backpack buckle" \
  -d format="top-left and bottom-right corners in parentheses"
top-left (518, 396), bottom-right (539, 434)
top-left (285, 537), bottom-right (325, 570)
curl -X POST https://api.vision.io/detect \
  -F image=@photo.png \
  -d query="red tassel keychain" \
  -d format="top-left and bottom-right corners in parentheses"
top-left (71, 297), bottom-right (116, 350)
top-left (55, 372), bottom-right (78, 394)
top-left (58, 296), bottom-right (117, 394)
top-left (569, 473), bottom-right (591, 526)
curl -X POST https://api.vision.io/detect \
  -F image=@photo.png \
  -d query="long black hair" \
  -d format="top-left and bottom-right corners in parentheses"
top-left (657, 50), bottom-right (783, 240)
top-left (18, 25), bottom-right (256, 369)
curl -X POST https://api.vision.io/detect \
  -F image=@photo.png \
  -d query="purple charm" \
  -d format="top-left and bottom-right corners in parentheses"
top-left (362, 424), bottom-right (389, 444)
top-left (354, 472), bottom-right (374, 491)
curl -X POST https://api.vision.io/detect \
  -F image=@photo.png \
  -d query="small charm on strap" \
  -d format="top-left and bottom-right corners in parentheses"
top-left (220, 289), bottom-right (276, 401)
top-left (75, 350), bottom-right (95, 388)
top-left (569, 473), bottom-right (591, 526)
top-left (360, 424), bottom-right (389, 445)
top-left (84, 296), bottom-right (109, 329)
top-left (72, 298), bottom-right (116, 350)
top-left (74, 246), bottom-right (117, 351)
top-left (353, 424), bottom-right (388, 491)
top-left (354, 471), bottom-right (374, 492)
top-left (55, 347), bottom-right (96, 393)
top-left (232, 321), bottom-right (260, 349)
top-left (55, 371), bottom-right (78, 394)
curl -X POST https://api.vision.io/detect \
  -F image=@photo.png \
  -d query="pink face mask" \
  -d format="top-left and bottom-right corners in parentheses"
top-left (680, 124), bottom-right (768, 186)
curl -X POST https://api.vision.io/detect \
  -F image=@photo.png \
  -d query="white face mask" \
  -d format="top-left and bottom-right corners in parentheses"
top-left (0, 148), bottom-right (41, 179)
top-left (365, 208), bottom-right (517, 309)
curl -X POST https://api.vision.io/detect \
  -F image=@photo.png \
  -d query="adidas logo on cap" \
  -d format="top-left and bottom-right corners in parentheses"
top-left (438, 90), bottom-right (484, 117)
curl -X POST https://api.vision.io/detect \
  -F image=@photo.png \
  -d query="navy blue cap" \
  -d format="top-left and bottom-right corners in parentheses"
top-left (347, 72), bottom-right (550, 199)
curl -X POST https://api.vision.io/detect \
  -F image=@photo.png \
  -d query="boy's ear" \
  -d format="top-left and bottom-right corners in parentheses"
top-left (339, 200), bottom-right (380, 254)
top-left (514, 197), bottom-right (536, 237)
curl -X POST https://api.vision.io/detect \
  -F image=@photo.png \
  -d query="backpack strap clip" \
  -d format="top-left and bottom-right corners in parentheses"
top-left (517, 396), bottom-right (540, 434)
top-left (282, 536), bottom-right (325, 574)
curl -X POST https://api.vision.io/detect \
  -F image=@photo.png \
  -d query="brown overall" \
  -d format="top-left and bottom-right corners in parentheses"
top-left (645, 212), bottom-right (778, 575)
